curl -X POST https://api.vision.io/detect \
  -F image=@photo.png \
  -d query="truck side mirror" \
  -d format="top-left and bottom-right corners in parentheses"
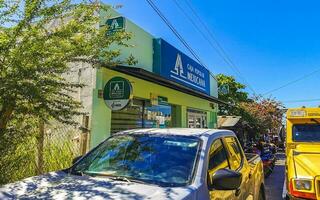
top-left (211, 168), bottom-right (242, 190)
top-left (72, 155), bottom-right (83, 165)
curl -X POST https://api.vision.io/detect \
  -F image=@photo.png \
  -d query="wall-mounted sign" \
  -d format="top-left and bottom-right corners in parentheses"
top-left (103, 77), bottom-right (132, 111)
top-left (158, 96), bottom-right (168, 105)
top-left (153, 39), bottom-right (210, 95)
top-left (150, 94), bottom-right (168, 106)
top-left (106, 16), bottom-right (126, 35)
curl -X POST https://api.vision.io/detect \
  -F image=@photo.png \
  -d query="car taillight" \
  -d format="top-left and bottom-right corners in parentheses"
top-left (289, 179), bottom-right (316, 200)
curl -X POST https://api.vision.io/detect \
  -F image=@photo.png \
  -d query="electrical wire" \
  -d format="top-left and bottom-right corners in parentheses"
top-left (262, 68), bottom-right (320, 96)
top-left (281, 98), bottom-right (320, 103)
top-left (145, 0), bottom-right (217, 80)
top-left (182, 0), bottom-right (257, 94)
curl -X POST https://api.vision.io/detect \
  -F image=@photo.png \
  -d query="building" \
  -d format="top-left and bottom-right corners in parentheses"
top-left (69, 8), bottom-right (223, 149)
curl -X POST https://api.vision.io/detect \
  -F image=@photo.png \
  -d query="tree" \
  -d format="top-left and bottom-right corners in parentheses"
top-left (0, 0), bottom-right (135, 136)
top-left (216, 74), bottom-right (249, 115)
top-left (216, 74), bottom-right (284, 139)
top-left (0, 0), bottom-right (137, 184)
top-left (240, 96), bottom-right (284, 137)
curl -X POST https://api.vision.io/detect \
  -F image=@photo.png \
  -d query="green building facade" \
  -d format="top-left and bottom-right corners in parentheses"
top-left (88, 9), bottom-right (222, 148)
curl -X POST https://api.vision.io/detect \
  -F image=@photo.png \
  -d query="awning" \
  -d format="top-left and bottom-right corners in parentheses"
top-left (218, 116), bottom-right (241, 128)
top-left (107, 65), bottom-right (228, 105)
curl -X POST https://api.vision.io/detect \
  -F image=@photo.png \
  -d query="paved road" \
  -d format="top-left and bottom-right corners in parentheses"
top-left (265, 152), bottom-right (286, 200)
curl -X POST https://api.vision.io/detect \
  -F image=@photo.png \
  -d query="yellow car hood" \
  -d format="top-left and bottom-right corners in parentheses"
top-left (293, 144), bottom-right (320, 178)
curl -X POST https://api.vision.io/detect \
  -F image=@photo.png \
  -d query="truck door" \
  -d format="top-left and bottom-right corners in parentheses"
top-left (207, 138), bottom-right (235, 200)
top-left (224, 136), bottom-right (251, 200)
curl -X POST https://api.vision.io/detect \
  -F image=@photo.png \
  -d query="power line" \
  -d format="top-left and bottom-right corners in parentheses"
top-left (281, 98), bottom-right (320, 103)
top-left (262, 68), bottom-right (320, 96)
top-left (182, 0), bottom-right (257, 94)
top-left (145, 0), bottom-right (216, 80)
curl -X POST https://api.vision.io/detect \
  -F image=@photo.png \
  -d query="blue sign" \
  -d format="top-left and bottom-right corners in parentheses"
top-left (153, 39), bottom-right (210, 95)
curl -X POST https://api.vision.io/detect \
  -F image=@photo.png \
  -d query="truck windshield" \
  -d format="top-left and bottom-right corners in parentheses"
top-left (71, 134), bottom-right (200, 187)
top-left (293, 124), bottom-right (320, 142)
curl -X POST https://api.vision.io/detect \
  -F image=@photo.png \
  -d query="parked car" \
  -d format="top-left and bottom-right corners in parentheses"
top-left (0, 128), bottom-right (265, 200)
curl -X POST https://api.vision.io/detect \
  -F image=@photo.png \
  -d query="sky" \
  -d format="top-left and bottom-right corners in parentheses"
top-left (104, 0), bottom-right (320, 108)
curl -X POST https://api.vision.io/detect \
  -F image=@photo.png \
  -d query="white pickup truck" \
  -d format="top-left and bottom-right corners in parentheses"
top-left (0, 128), bottom-right (265, 200)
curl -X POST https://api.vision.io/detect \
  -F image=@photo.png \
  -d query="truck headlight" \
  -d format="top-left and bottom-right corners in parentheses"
top-left (294, 179), bottom-right (312, 191)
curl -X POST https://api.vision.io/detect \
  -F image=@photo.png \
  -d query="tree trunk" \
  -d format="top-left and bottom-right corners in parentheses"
top-left (37, 120), bottom-right (45, 175)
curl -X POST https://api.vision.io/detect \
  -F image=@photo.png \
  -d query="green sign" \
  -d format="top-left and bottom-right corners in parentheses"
top-left (103, 77), bottom-right (132, 111)
top-left (106, 16), bottom-right (125, 35)
top-left (158, 96), bottom-right (168, 105)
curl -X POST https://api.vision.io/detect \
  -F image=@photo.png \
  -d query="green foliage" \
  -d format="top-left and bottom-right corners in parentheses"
top-left (0, 0), bottom-right (136, 184)
top-left (0, 117), bottom-right (81, 185)
top-left (42, 137), bottom-right (76, 173)
top-left (216, 74), bottom-right (249, 115)
top-left (240, 96), bottom-right (284, 136)
top-left (216, 74), bottom-right (284, 137)
top-left (0, 139), bottom-right (37, 185)
top-left (0, 0), bottom-right (135, 132)
top-left (0, 116), bottom-right (38, 184)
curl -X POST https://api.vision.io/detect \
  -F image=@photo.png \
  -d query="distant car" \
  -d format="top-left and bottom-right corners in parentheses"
top-left (0, 128), bottom-right (265, 200)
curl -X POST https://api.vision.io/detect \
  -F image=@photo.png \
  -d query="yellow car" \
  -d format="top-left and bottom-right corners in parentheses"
top-left (285, 108), bottom-right (320, 200)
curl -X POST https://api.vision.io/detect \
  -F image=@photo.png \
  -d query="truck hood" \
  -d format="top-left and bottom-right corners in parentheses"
top-left (293, 144), bottom-right (320, 178)
top-left (0, 171), bottom-right (195, 200)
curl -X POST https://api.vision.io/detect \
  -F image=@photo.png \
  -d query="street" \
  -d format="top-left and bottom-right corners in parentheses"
top-left (265, 153), bottom-right (286, 200)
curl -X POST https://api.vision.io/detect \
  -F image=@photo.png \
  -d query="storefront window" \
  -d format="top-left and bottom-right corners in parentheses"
top-left (111, 99), bottom-right (144, 134)
top-left (144, 104), bottom-right (172, 128)
top-left (111, 99), bottom-right (173, 134)
top-left (187, 109), bottom-right (207, 128)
